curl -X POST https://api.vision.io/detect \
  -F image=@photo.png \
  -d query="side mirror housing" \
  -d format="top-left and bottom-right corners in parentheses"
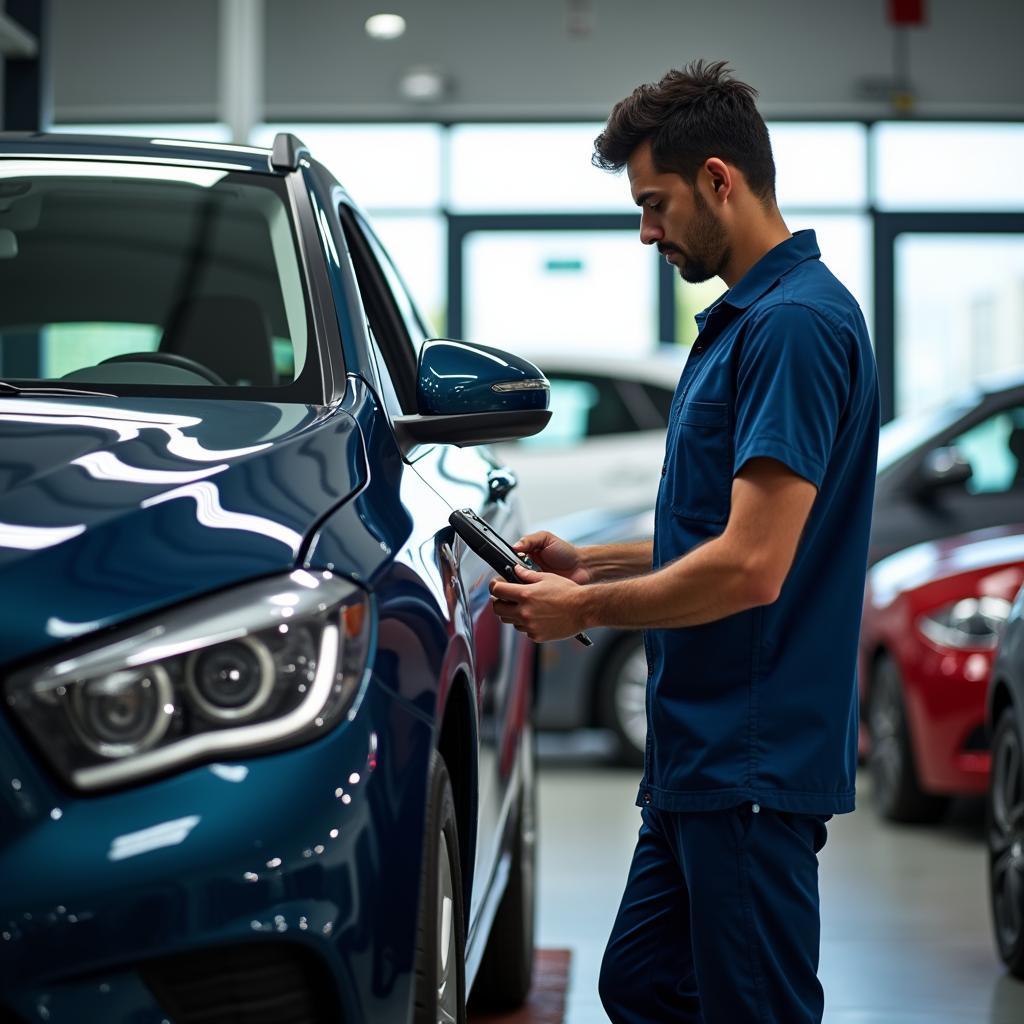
top-left (915, 445), bottom-right (973, 496)
top-left (394, 339), bottom-right (551, 449)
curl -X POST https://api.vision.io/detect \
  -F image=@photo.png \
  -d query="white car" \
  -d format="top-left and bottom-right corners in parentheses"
top-left (492, 350), bottom-right (686, 527)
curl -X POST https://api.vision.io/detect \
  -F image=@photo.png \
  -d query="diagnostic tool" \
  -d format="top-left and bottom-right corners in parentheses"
top-left (449, 508), bottom-right (593, 647)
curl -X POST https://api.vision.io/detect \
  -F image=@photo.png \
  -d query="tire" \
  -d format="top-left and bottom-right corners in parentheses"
top-left (469, 726), bottom-right (536, 1012)
top-left (414, 750), bottom-right (467, 1024)
top-left (867, 654), bottom-right (949, 823)
top-left (598, 633), bottom-right (648, 767)
top-left (988, 708), bottom-right (1024, 978)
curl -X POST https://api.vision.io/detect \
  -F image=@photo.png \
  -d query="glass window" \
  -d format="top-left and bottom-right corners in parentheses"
top-left (895, 234), bottom-right (1024, 416)
top-left (949, 407), bottom-right (1024, 494)
top-left (0, 160), bottom-right (312, 393)
top-left (462, 230), bottom-right (658, 356)
top-left (519, 375), bottom-right (637, 447)
top-left (252, 123), bottom-right (443, 210)
top-left (450, 124), bottom-right (626, 212)
top-left (874, 123), bottom-right (1024, 211)
top-left (369, 215), bottom-right (446, 335)
top-left (769, 123), bottom-right (867, 208)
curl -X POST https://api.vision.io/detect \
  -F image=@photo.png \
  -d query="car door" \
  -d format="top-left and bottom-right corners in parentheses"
top-left (337, 206), bottom-right (520, 921)
top-left (873, 394), bottom-right (1024, 560)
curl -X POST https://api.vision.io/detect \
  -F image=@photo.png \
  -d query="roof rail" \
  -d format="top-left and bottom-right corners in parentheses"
top-left (270, 132), bottom-right (309, 171)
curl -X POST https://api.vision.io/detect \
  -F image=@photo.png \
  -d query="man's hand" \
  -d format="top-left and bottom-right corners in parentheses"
top-left (513, 531), bottom-right (592, 584)
top-left (490, 565), bottom-right (588, 642)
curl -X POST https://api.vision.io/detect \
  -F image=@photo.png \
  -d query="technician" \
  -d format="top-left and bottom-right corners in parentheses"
top-left (490, 60), bottom-right (880, 1024)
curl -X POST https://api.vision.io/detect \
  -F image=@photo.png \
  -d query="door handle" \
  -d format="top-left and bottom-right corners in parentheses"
top-left (487, 467), bottom-right (518, 503)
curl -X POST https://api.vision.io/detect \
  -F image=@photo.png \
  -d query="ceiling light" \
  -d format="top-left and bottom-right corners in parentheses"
top-left (365, 13), bottom-right (406, 40)
top-left (398, 66), bottom-right (448, 103)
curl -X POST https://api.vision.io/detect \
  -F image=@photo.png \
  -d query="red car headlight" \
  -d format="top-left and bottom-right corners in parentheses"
top-left (918, 596), bottom-right (1012, 650)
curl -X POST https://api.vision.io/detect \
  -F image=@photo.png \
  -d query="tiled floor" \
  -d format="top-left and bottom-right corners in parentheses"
top-left (535, 733), bottom-right (1024, 1024)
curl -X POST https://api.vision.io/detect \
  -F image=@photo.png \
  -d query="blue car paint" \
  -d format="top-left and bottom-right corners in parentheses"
top-left (416, 339), bottom-right (550, 416)
top-left (0, 396), bottom-right (366, 665)
top-left (0, 137), bottom-right (539, 1022)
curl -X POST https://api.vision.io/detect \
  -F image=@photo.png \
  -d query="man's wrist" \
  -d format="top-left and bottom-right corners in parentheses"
top-left (575, 579), bottom-right (602, 630)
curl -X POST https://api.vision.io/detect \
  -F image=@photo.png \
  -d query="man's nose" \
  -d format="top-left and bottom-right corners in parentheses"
top-left (639, 214), bottom-right (662, 246)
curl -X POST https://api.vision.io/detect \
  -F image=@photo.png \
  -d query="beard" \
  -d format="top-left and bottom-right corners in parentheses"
top-left (666, 189), bottom-right (730, 284)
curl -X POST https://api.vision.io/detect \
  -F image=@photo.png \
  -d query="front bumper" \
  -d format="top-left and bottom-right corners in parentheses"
top-left (902, 644), bottom-right (993, 795)
top-left (0, 675), bottom-right (433, 1023)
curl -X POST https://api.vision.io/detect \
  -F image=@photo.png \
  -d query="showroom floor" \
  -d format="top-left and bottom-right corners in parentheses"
top-left (535, 734), bottom-right (1024, 1024)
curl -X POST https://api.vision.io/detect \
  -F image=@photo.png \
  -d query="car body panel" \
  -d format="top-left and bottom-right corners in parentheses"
top-left (860, 526), bottom-right (1024, 795)
top-left (0, 396), bottom-right (366, 665)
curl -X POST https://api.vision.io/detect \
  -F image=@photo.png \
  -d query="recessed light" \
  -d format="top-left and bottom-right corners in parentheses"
top-left (365, 13), bottom-right (406, 40)
top-left (398, 66), bottom-right (448, 102)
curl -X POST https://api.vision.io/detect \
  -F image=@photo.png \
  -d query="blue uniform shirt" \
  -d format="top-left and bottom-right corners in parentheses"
top-left (641, 229), bottom-right (879, 816)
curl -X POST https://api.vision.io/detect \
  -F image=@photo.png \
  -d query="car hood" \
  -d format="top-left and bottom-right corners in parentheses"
top-left (0, 395), bottom-right (366, 666)
top-left (868, 524), bottom-right (1024, 608)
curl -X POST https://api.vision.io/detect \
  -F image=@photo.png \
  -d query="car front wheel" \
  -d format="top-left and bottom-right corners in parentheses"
top-left (414, 750), bottom-right (467, 1024)
top-left (598, 633), bottom-right (648, 767)
top-left (988, 708), bottom-right (1024, 978)
top-left (867, 653), bottom-right (948, 823)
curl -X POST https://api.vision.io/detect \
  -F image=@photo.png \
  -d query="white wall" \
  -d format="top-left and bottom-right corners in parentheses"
top-left (49, 0), bottom-right (1024, 124)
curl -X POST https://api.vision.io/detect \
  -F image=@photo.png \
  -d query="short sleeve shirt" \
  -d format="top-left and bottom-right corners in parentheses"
top-left (640, 230), bottom-right (879, 816)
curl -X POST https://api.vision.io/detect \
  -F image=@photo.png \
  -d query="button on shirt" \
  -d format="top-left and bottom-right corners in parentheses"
top-left (641, 230), bottom-right (879, 816)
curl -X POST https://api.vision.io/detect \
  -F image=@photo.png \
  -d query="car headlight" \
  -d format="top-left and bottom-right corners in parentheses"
top-left (918, 596), bottom-right (1012, 650)
top-left (5, 571), bottom-right (371, 791)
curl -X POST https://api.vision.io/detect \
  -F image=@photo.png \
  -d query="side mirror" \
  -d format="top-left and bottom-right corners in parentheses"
top-left (394, 339), bottom-right (551, 449)
top-left (915, 445), bottom-right (973, 495)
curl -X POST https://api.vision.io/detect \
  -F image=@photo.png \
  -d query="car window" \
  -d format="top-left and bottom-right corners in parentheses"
top-left (639, 381), bottom-right (676, 425)
top-left (519, 374), bottom-right (639, 447)
top-left (948, 405), bottom-right (1024, 494)
top-left (339, 206), bottom-right (419, 415)
top-left (0, 161), bottom-right (316, 397)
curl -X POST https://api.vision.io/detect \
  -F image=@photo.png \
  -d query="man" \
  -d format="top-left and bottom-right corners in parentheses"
top-left (490, 60), bottom-right (879, 1024)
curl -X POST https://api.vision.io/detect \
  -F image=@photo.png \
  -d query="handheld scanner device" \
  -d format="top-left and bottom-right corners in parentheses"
top-left (449, 508), bottom-right (593, 647)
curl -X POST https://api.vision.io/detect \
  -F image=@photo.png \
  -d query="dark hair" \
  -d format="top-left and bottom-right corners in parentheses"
top-left (593, 60), bottom-right (776, 202)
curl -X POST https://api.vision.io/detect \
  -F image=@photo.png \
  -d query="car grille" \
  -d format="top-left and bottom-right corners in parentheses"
top-left (140, 942), bottom-right (342, 1024)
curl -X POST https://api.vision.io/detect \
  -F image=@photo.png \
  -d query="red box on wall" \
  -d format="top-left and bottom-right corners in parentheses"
top-left (888, 0), bottom-right (926, 25)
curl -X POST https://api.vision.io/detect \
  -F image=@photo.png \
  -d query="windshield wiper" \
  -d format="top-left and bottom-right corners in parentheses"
top-left (0, 380), bottom-right (116, 398)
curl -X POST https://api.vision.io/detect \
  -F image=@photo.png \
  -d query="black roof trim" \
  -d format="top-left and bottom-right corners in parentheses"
top-left (270, 133), bottom-right (309, 172)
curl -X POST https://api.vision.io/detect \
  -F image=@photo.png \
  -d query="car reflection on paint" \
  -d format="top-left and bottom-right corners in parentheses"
top-left (0, 132), bottom-right (545, 1024)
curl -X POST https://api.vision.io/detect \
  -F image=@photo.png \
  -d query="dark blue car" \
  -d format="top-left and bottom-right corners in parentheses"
top-left (0, 132), bottom-right (547, 1024)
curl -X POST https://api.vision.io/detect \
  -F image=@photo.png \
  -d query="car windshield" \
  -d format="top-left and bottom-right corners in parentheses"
top-left (877, 401), bottom-right (973, 472)
top-left (0, 158), bottom-right (317, 398)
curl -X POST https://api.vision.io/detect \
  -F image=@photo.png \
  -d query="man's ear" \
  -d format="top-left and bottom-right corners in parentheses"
top-left (704, 158), bottom-right (732, 201)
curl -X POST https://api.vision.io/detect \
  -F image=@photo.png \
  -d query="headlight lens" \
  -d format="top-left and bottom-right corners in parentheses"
top-left (5, 572), bottom-right (371, 791)
top-left (918, 596), bottom-right (1012, 650)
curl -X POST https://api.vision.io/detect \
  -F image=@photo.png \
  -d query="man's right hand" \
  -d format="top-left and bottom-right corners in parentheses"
top-left (514, 531), bottom-right (592, 585)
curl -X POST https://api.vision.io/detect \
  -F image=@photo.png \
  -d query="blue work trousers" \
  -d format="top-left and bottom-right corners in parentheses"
top-left (599, 803), bottom-right (830, 1024)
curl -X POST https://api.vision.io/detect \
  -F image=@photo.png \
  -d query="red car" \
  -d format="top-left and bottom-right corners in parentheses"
top-left (860, 526), bottom-right (1024, 822)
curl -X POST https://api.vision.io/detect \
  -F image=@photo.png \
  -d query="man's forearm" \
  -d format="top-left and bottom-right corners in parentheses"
top-left (579, 540), bottom-right (653, 582)
top-left (578, 535), bottom-right (770, 629)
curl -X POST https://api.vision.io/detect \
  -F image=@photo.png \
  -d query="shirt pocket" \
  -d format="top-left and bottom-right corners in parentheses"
top-left (666, 400), bottom-right (732, 524)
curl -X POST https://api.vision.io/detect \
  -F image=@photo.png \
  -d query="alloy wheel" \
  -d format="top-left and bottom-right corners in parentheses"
top-left (612, 641), bottom-right (649, 757)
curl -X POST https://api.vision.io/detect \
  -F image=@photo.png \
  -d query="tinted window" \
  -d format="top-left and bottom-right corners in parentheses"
top-left (0, 161), bottom-right (313, 394)
top-left (949, 406), bottom-right (1024, 494)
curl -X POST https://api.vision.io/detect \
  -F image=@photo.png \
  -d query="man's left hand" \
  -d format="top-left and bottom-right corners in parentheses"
top-left (490, 565), bottom-right (586, 642)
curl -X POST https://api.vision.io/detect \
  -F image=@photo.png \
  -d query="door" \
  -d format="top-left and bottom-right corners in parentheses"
top-left (338, 205), bottom-right (520, 919)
